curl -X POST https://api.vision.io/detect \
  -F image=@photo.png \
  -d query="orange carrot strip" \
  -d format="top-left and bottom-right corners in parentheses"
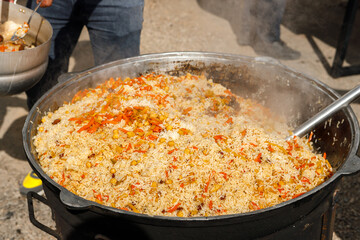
top-left (250, 201), bottom-right (260, 210)
top-left (168, 148), bottom-right (178, 154)
top-left (254, 153), bottom-right (262, 163)
top-left (224, 89), bottom-right (232, 95)
top-left (208, 200), bottom-right (213, 210)
top-left (148, 135), bottom-right (158, 140)
top-left (301, 177), bottom-right (310, 184)
top-left (96, 194), bottom-right (102, 201)
top-left (308, 131), bottom-right (314, 142)
top-left (292, 192), bottom-right (305, 199)
top-left (214, 135), bottom-right (226, 141)
top-left (59, 172), bottom-right (65, 186)
top-left (219, 172), bottom-right (228, 180)
top-left (241, 129), bottom-right (247, 137)
top-left (204, 171), bottom-right (215, 192)
top-left (119, 128), bottom-right (128, 133)
top-left (77, 117), bottom-right (95, 133)
top-left (267, 144), bottom-right (274, 152)
top-left (167, 203), bottom-right (181, 213)
top-left (225, 117), bottom-right (233, 124)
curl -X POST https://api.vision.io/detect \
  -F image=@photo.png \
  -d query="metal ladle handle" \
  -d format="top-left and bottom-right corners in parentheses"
top-left (287, 85), bottom-right (360, 140)
top-left (27, 0), bottom-right (44, 27)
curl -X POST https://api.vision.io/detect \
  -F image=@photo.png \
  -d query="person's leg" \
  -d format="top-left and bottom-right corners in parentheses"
top-left (82, 0), bottom-right (144, 65)
top-left (22, 0), bottom-right (84, 195)
top-left (254, 0), bottom-right (285, 43)
top-left (236, 0), bottom-right (257, 45)
top-left (25, 0), bottom-right (84, 109)
top-left (252, 0), bottom-right (300, 60)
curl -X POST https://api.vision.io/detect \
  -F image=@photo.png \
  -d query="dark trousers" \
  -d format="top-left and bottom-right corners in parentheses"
top-left (25, 0), bottom-right (144, 109)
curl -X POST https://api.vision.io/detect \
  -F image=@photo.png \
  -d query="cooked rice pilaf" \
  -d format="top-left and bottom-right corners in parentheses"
top-left (34, 73), bottom-right (333, 217)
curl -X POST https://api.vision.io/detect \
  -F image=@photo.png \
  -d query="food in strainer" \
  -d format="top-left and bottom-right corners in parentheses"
top-left (0, 21), bottom-right (35, 52)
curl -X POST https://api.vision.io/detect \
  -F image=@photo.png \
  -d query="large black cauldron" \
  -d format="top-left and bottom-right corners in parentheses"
top-left (23, 52), bottom-right (360, 240)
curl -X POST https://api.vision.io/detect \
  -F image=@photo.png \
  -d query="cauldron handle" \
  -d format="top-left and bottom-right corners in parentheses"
top-left (27, 191), bottom-right (61, 239)
top-left (340, 154), bottom-right (360, 175)
top-left (59, 188), bottom-right (92, 209)
top-left (57, 70), bottom-right (91, 84)
top-left (58, 72), bottom-right (79, 83)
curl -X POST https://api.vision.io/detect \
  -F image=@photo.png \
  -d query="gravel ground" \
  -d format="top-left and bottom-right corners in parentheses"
top-left (0, 0), bottom-right (359, 239)
top-left (335, 175), bottom-right (360, 240)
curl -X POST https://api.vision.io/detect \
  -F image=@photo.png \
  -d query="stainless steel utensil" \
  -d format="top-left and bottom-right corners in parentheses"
top-left (287, 85), bottom-right (360, 140)
top-left (11, 0), bottom-right (43, 41)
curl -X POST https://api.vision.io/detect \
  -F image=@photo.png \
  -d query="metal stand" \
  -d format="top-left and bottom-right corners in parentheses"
top-left (331, 0), bottom-right (360, 78)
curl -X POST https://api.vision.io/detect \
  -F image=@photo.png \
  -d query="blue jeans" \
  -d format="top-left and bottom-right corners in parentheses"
top-left (25, 0), bottom-right (144, 109)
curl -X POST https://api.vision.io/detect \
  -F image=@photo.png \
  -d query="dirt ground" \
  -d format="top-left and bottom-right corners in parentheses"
top-left (0, 0), bottom-right (359, 239)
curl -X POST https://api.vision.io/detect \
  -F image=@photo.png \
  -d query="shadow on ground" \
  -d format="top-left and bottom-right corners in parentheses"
top-left (283, 0), bottom-right (360, 65)
top-left (0, 95), bottom-right (28, 160)
top-left (283, 0), bottom-right (360, 77)
top-left (197, 0), bottom-right (360, 76)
